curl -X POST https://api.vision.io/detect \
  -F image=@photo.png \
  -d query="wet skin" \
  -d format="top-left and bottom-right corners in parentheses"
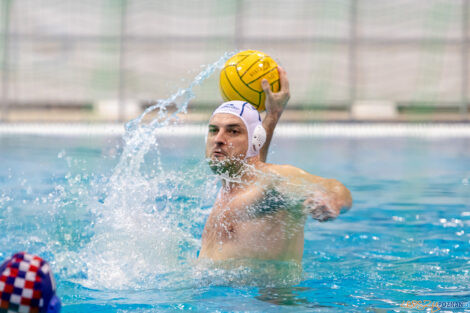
top-left (199, 114), bottom-right (352, 264)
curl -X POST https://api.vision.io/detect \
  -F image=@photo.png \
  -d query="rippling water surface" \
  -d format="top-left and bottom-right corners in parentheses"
top-left (0, 133), bottom-right (469, 312)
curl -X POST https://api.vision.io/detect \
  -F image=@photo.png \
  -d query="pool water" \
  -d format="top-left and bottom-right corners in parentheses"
top-left (0, 133), bottom-right (469, 312)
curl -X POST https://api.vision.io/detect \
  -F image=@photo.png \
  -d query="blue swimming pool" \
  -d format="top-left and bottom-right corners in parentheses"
top-left (0, 130), bottom-right (469, 313)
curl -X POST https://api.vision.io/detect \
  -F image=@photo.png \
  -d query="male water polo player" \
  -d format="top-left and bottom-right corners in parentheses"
top-left (199, 68), bottom-right (352, 263)
top-left (0, 252), bottom-right (61, 313)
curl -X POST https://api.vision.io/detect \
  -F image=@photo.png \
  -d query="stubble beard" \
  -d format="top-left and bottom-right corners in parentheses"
top-left (208, 156), bottom-right (245, 178)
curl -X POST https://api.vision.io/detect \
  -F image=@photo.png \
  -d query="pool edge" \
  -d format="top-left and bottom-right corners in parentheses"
top-left (1, 122), bottom-right (470, 137)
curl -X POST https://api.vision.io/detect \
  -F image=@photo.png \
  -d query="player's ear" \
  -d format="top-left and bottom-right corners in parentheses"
top-left (251, 124), bottom-right (267, 154)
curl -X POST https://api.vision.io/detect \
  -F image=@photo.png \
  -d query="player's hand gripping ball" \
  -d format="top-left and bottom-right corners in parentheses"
top-left (219, 50), bottom-right (280, 112)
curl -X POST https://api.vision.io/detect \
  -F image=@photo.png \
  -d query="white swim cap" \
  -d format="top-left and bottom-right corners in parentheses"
top-left (211, 101), bottom-right (266, 158)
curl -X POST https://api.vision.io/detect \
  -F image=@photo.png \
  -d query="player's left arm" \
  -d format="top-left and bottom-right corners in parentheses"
top-left (259, 66), bottom-right (290, 162)
top-left (270, 164), bottom-right (352, 222)
top-left (302, 177), bottom-right (352, 222)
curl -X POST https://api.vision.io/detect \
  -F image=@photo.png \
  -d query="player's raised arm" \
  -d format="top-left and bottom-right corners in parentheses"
top-left (259, 66), bottom-right (290, 162)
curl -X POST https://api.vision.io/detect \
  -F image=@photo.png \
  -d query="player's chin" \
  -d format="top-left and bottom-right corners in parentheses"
top-left (208, 155), bottom-right (225, 166)
top-left (207, 157), bottom-right (227, 173)
top-left (207, 157), bottom-right (243, 176)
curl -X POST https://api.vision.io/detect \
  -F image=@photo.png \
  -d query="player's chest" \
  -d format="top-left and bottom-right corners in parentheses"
top-left (204, 188), bottom-right (264, 233)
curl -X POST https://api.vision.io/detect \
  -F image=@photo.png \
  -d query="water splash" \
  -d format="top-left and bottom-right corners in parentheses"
top-left (117, 52), bottom-right (232, 180)
top-left (73, 52), bottom-right (233, 289)
top-left (50, 51), bottom-right (304, 291)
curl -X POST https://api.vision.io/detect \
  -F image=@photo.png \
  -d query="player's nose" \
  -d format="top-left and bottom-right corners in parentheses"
top-left (214, 129), bottom-right (227, 144)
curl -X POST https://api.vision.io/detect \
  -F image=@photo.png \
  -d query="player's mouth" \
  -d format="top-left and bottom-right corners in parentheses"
top-left (212, 150), bottom-right (227, 158)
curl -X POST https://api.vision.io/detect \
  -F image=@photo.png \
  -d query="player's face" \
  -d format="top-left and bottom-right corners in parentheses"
top-left (206, 113), bottom-right (249, 172)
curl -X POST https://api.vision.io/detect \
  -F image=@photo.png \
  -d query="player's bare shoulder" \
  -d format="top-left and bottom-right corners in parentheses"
top-left (252, 163), bottom-right (310, 196)
top-left (259, 163), bottom-right (315, 184)
top-left (259, 163), bottom-right (296, 174)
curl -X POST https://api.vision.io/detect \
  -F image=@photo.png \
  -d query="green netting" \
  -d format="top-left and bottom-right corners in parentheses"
top-left (0, 0), bottom-right (468, 114)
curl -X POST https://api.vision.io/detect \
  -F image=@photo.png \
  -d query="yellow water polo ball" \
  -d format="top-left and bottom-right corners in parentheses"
top-left (219, 50), bottom-right (280, 112)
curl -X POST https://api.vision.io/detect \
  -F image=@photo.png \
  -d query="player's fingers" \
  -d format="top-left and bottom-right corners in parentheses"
top-left (303, 198), bottom-right (315, 206)
top-left (311, 207), bottom-right (325, 219)
top-left (314, 209), bottom-right (333, 222)
top-left (311, 212), bottom-right (322, 221)
top-left (261, 79), bottom-right (272, 97)
top-left (278, 66), bottom-right (290, 93)
top-left (315, 213), bottom-right (329, 222)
